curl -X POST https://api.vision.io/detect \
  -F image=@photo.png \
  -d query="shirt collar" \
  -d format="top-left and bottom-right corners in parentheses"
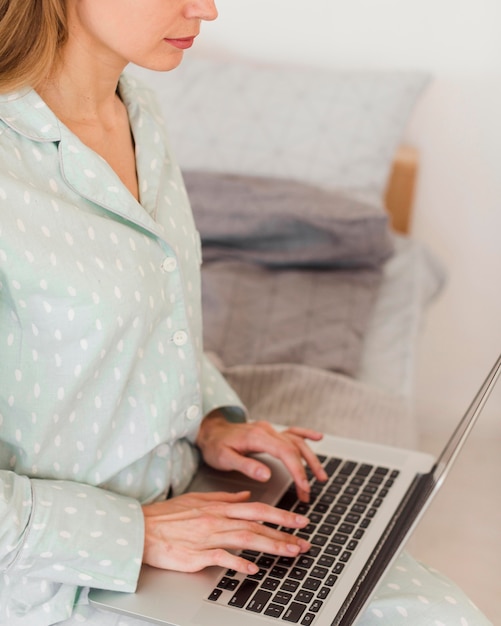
top-left (0, 75), bottom-right (169, 239)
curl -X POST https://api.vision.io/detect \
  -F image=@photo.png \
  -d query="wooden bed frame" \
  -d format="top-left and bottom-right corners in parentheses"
top-left (385, 145), bottom-right (418, 235)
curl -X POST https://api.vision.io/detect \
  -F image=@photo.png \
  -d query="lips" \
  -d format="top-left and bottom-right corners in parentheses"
top-left (165, 37), bottom-right (196, 50)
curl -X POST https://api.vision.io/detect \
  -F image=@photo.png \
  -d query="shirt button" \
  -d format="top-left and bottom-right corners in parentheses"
top-left (172, 330), bottom-right (188, 346)
top-left (186, 405), bottom-right (200, 421)
top-left (161, 257), bottom-right (177, 272)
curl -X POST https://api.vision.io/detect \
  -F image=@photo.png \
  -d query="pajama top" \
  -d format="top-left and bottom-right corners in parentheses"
top-left (0, 74), bottom-right (244, 625)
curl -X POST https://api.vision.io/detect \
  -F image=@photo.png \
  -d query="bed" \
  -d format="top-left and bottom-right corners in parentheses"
top-left (130, 58), bottom-right (446, 449)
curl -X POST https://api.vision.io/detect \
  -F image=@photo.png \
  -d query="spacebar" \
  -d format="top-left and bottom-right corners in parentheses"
top-left (229, 580), bottom-right (259, 608)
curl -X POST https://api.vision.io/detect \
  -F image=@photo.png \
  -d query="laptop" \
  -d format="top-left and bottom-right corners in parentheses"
top-left (89, 353), bottom-right (501, 626)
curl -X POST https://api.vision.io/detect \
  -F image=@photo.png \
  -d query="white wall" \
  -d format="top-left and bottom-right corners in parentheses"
top-left (194, 0), bottom-right (501, 425)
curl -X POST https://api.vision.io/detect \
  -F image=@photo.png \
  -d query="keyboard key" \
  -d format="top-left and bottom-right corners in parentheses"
top-left (338, 523), bottom-right (354, 535)
top-left (324, 543), bottom-right (341, 556)
top-left (311, 566), bottom-right (328, 579)
top-left (302, 577), bottom-right (321, 591)
top-left (311, 534), bottom-right (327, 547)
top-left (264, 603), bottom-right (285, 618)
top-left (325, 574), bottom-right (338, 586)
top-left (262, 577), bottom-right (280, 591)
top-left (356, 464), bottom-right (373, 476)
top-left (283, 601), bottom-right (307, 623)
top-left (246, 589), bottom-right (272, 613)
top-left (318, 523), bottom-right (335, 535)
top-left (324, 458), bottom-right (342, 475)
top-left (281, 580), bottom-right (300, 593)
top-left (257, 556), bottom-right (275, 568)
top-left (301, 613), bottom-right (316, 625)
top-left (248, 568), bottom-right (267, 581)
top-left (317, 586), bottom-right (331, 600)
top-left (208, 588), bottom-right (222, 602)
top-left (318, 555), bottom-right (335, 567)
top-left (289, 567), bottom-right (308, 581)
top-left (270, 565), bottom-right (288, 579)
top-left (295, 590), bottom-right (314, 603)
top-left (296, 556), bottom-right (315, 569)
top-left (229, 580), bottom-right (258, 608)
top-left (273, 591), bottom-right (293, 605)
top-left (310, 600), bottom-right (323, 613)
top-left (340, 461), bottom-right (357, 475)
top-left (217, 576), bottom-right (239, 591)
top-left (277, 489), bottom-right (298, 510)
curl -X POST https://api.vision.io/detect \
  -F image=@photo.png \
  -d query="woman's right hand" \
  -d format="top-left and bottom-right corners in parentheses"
top-left (142, 490), bottom-right (311, 574)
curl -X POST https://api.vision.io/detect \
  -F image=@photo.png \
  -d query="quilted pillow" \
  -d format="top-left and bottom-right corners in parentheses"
top-left (130, 58), bottom-right (429, 198)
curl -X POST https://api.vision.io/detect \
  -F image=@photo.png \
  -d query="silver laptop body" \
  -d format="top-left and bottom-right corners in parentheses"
top-left (89, 354), bottom-right (501, 626)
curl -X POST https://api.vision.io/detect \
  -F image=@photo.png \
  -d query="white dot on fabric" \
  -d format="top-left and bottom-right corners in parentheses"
top-left (445, 595), bottom-right (458, 605)
top-left (396, 606), bottom-right (408, 617)
top-left (371, 609), bottom-right (384, 618)
top-left (79, 573), bottom-right (93, 581)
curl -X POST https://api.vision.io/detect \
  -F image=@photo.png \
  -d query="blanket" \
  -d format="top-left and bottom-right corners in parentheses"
top-left (215, 359), bottom-right (416, 448)
top-left (186, 171), bottom-right (394, 377)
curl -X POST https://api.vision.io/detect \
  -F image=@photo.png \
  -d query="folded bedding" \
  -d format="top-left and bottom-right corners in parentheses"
top-left (185, 171), bottom-right (394, 269)
top-left (186, 171), bottom-right (395, 377)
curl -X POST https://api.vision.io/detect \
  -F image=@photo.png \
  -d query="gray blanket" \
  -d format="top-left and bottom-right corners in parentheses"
top-left (186, 171), bottom-right (394, 377)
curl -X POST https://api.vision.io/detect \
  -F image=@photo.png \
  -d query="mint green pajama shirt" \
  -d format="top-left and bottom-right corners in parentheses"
top-left (0, 76), bottom-right (491, 626)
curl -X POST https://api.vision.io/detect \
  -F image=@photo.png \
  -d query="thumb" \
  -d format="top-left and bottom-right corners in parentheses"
top-left (221, 448), bottom-right (272, 483)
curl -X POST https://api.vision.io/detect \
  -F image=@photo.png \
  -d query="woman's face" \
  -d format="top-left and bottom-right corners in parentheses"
top-left (66, 0), bottom-right (218, 72)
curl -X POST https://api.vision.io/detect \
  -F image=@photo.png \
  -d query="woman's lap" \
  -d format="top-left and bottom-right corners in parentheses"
top-left (63, 552), bottom-right (492, 626)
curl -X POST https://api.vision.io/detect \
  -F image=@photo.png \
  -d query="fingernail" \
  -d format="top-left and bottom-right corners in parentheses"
top-left (295, 515), bottom-right (309, 526)
top-left (287, 543), bottom-right (301, 554)
top-left (298, 539), bottom-right (311, 551)
top-left (301, 479), bottom-right (310, 491)
top-left (256, 467), bottom-right (271, 481)
top-left (248, 562), bottom-right (259, 574)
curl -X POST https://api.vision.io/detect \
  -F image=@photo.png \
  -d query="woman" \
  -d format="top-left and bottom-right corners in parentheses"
top-left (0, 1), bottom-right (492, 625)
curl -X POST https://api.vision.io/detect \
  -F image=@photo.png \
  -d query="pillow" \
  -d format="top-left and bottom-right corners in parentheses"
top-left (184, 171), bottom-right (394, 269)
top-left (130, 59), bottom-right (429, 197)
top-left (202, 260), bottom-right (382, 377)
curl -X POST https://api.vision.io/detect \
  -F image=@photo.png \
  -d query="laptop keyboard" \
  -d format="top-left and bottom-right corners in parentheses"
top-left (207, 455), bottom-right (399, 624)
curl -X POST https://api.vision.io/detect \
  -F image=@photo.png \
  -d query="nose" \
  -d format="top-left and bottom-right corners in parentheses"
top-left (186, 0), bottom-right (218, 21)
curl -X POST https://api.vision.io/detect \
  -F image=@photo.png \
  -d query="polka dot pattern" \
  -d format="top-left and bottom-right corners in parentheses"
top-left (0, 76), bottom-right (491, 626)
top-left (357, 552), bottom-right (492, 626)
top-left (0, 74), bottom-right (245, 623)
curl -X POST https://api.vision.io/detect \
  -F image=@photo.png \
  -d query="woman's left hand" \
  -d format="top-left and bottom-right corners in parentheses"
top-left (196, 413), bottom-right (328, 502)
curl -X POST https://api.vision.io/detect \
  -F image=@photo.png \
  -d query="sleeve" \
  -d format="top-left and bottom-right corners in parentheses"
top-left (0, 470), bottom-right (144, 592)
top-left (200, 353), bottom-right (247, 423)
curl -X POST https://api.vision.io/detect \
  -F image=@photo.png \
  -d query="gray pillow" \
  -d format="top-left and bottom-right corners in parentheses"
top-left (185, 171), bottom-right (394, 269)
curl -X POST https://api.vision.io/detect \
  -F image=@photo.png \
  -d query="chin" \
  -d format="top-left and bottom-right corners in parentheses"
top-left (133, 51), bottom-right (185, 73)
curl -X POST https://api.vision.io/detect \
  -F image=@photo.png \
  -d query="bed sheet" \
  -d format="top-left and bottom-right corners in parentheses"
top-left (356, 234), bottom-right (446, 400)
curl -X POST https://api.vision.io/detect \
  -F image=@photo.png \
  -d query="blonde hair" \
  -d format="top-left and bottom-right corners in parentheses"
top-left (0, 0), bottom-right (67, 93)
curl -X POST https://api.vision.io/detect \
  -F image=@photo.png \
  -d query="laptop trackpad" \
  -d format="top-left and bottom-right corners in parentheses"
top-left (186, 455), bottom-right (291, 506)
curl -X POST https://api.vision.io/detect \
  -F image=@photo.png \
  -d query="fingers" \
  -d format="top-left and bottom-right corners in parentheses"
top-left (142, 494), bottom-right (312, 575)
top-left (242, 424), bottom-right (327, 502)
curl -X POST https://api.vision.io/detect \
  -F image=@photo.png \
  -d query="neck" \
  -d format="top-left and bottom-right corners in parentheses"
top-left (37, 19), bottom-right (127, 126)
